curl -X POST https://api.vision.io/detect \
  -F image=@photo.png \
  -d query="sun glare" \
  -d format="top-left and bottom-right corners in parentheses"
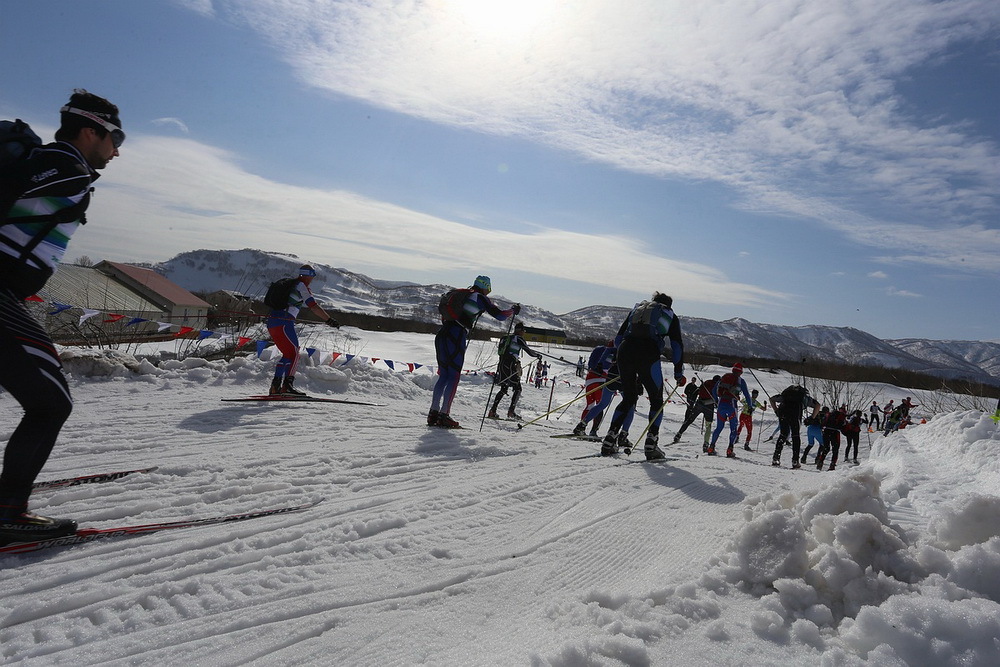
top-left (449, 0), bottom-right (556, 42)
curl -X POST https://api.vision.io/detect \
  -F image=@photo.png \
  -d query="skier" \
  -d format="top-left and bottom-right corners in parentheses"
top-left (600, 292), bottom-right (686, 461)
top-left (883, 404), bottom-right (906, 435)
top-left (672, 375), bottom-right (719, 450)
top-left (800, 406), bottom-right (829, 463)
top-left (735, 388), bottom-right (767, 451)
top-left (868, 400), bottom-right (882, 430)
top-left (428, 276), bottom-right (518, 428)
top-left (882, 400), bottom-right (895, 426)
top-left (488, 321), bottom-right (541, 420)
top-left (1, 90), bottom-right (124, 544)
top-left (707, 363), bottom-right (754, 457)
top-left (573, 343), bottom-right (638, 446)
top-left (815, 406), bottom-right (847, 471)
top-left (572, 341), bottom-right (617, 437)
top-left (770, 384), bottom-right (820, 468)
top-left (266, 265), bottom-right (340, 396)
top-left (843, 409), bottom-right (864, 465)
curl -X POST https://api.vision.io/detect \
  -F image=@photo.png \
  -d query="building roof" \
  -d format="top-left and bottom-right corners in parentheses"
top-left (97, 261), bottom-right (211, 309)
top-left (37, 264), bottom-right (166, 314)
top-left (523, 325), bottom-right (567, 337)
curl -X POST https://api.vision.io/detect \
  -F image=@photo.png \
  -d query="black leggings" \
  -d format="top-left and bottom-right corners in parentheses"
top-left (844, 432), bottom-right (860, 461)
top-left (0, 289), bottom-right (73, 504)
top-left (608, 338), bottom-right (663, 438)
top-left (491, 355), bottom-right (523, 412)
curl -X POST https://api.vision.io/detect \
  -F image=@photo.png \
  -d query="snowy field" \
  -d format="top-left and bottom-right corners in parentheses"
top-left (2, 326), bottom-right (999, 666)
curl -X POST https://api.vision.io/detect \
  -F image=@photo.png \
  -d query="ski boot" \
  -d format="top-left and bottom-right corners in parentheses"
top-left (644, 434), bottom-right (666, 461)
top-left (617, 431), bottom-right (634, 455)
top-left (281, 376), bottom-right (307, 396)
top-left (0, 502), bottom-right (77, 546)
top-left (600, 431), bottom-right (619, 457)
top-left (436, 414), bottom-right (461, 429)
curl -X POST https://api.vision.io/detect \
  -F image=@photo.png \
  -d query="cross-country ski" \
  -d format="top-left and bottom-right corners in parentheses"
top-left (30, 466), bottom-right (159, 492)
top-left (0, 499), bottom-right (323, 555)
top-left (222, 395), bottom-right (384, 406)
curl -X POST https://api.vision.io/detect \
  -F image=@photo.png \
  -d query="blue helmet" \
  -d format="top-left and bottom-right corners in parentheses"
top-left (473, 275), bottom-right (492, 293)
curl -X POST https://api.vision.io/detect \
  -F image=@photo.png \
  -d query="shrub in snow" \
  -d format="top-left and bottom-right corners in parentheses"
top-left (59, 348), bottom-right (142, 378)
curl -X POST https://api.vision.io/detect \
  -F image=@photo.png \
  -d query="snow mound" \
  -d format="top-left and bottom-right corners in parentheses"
top-left (691, 412), bottom-right (1000, 664)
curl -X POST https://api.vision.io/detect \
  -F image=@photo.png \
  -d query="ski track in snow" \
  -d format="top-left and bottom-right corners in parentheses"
top-left (1, 334), bottom-right (998, 666)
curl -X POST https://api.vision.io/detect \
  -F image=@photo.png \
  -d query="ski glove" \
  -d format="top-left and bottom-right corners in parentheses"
top-left (326, 317), bottom-right (341, 328)
top-left (675, 375), bottom-right (687, 386)
top-left (512, 304), bottom-right (521, 315)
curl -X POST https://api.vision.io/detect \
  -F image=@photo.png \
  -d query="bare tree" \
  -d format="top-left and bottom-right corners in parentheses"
top-left (814, 378), bottom-right (883, 413)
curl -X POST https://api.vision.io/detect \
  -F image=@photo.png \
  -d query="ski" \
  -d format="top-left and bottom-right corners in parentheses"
top-left (223, 395), bottom-right (384, 407)
top-left (550, 433), bottom-right (602, 442)
top-left (615, 456), bottom-right (688, 466)
top-left (31, 466), bottom-right (158, 492)
top-left (0, 498), bottom-right (323, 555)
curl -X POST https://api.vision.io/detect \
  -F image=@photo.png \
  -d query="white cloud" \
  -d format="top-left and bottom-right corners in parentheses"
top-left (868, 271), bottom-right (889, 279)
top-left (886, 286), bottom-right (922, 298)
top-left (193, 0), bottom-right (1000, 274)
top-left (151, 117), bottom-right (190, 134)
top-left (75, 135), bottom-right (784, 311)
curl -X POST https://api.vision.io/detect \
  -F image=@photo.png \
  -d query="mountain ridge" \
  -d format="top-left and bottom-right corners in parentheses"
top-left (147, 248), bottom-right (1000, 386)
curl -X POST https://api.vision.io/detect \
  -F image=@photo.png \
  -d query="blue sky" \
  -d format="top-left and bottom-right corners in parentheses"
top-left (2, 0), bottom-right (998, 341)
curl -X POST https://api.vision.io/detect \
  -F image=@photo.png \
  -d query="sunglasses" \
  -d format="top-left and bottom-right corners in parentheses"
top-left (61, 106), bottom-right (126, 148)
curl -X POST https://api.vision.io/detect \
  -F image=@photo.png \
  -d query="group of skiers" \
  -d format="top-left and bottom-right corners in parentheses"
top-left (419, 279), bottom-right (931, 472)
top-left (424, 284), bottom-right (686, 462)
top-left (868, 398), bottom-right (919, 434)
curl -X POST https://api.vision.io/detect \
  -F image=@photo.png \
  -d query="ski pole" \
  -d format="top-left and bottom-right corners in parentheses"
top-left (516, 376), bottom-right (618, 429)
top-left (633, 383), bottom-right (680, 450)
top-left (535, 351), bottom-right (580, 367)
top-left (556, 385), bottom-right (586, 420)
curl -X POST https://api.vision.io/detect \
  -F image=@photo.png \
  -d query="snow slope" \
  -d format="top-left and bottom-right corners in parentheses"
top-left (2, 328), bottom-right (999, 666)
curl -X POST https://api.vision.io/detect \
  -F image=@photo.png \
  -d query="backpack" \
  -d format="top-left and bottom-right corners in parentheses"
top-left (438, 288), bottom-right (472, 323)
top-left (1, 118), bottom-right (90, 231)
top-left (777, 385), bottom-right (807, 413)
top-left (263, 277), bottom-right (300, 310)
top-left (0, 119), bottom-right (43, 220)
top-left (625, 300), bottom-right (661, 337)
top-left (717, 372), bottom-right (740, 401)
top-left (498, 334), bottom-right (513, 356)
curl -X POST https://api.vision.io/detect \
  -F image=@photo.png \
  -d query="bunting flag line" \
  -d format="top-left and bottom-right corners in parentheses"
top-left (24, 295), bottom-right (493, 378)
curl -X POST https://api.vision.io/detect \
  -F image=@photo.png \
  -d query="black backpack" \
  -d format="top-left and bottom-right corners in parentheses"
top-left (1, 118), bottom-right (90, 229)
top-left (1, 119), bottom-right (43, 219)
top-left (263, 277), bottom-right (300, 310)
top-left (438, 288), bottom-right (472, 322)
top-left (778, 385), bottom-right (807, 412)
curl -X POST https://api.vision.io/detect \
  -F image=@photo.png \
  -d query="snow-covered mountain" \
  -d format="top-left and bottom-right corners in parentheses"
top-left (149, 248), bottom-right (1000, 386)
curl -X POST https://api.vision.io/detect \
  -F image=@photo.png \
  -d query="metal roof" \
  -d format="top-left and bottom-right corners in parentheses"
top-left (36, 264), bottom-right (166, 315)
top-left (98, 261), bottom-right (211, 309)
